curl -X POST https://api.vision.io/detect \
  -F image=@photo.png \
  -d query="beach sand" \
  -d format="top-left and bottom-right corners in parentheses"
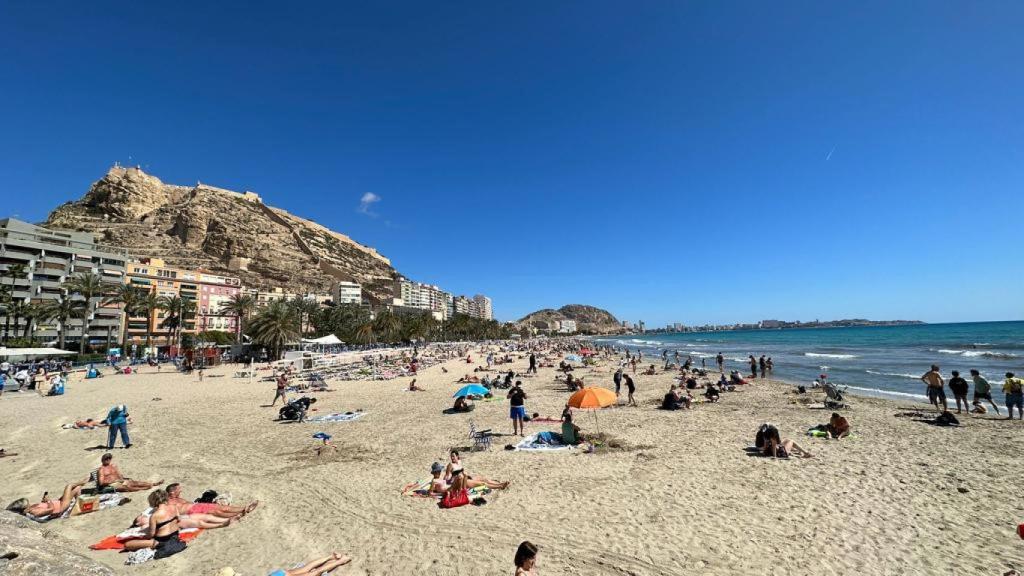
top-left (2, 351), bottom-right (1023, 575)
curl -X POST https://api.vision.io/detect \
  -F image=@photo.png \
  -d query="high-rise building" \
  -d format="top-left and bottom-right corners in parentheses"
top-left (472, 294), bottom-right (493, 320)
top-left (399, 280), bottom-right (450, 320)
top-left (0, 218), bottom-right (127, 348)
top-left (333, 281), bottom-right (362, 305)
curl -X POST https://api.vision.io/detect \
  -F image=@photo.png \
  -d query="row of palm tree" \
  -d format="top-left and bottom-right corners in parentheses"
top-left (239, 297), bottom-right (511, 359)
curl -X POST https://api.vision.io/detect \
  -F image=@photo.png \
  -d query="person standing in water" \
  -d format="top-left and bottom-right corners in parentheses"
top-left (716, 353), bottom-right (724, 372)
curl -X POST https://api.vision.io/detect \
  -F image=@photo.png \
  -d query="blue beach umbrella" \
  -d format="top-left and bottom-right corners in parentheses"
top-left (454, 384), bottom-right (489, 398)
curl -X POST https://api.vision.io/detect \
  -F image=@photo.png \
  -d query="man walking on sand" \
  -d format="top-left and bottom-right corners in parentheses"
top-left (271, 372), bottom-right (288, 407)
top-left (970, 369), bottom-right (999, 415)
top-left (921, 365), bottom-right (947, 412)
top-left (527, 352), bottom-right (537, 374)
top-left (507, 381), bottom-right (527, 436)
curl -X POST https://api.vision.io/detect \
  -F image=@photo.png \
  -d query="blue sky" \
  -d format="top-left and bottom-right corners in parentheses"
top-left (2, 2), bottom-right (1022, 325)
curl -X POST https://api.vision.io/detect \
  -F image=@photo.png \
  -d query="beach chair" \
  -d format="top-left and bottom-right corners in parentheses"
top-left (823, 382), bottom-right (847, 409)
top-left (469, 420), bottom-right (493, 452)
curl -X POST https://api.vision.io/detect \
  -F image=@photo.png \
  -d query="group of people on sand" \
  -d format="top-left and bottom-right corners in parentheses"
top-left (921, 365), bottom-right (1024, 419)
top-left (428, 449), bottom-right (510, 502)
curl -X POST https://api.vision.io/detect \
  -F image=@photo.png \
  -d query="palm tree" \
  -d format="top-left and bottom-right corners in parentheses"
top-left (219, 292), bottom-right (255, 343)
top-left (108, 284), bottom-right (145, 350)
top-left (20, 301), bottom-right (44, 340)
top-left (66, 272), bottom-right (115, 354)
top-left (354, 322), bottom-right (376, 345)
top-left (288, 297), bottom-right (320, 337)
top-left (6, 300), bottom-right (31, 342)
top-left (3, 263), bottom-right (27, 344)
top-left (139, 292), bottom-right (160, 354)
top-left (247, 300), bottom-right (299, 360)
top-left (39, 296), bottom-right (85, 350)
top-left (0, 284), bottom-right (11, 344)
top-left (158, 295), bottom-right (198, 350)
top-left (373, 308), bottom-right (404, 343)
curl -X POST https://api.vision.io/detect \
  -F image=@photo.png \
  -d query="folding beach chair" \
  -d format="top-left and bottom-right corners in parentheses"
top-left (469, 420), bottom-right (493, 451)
top-left (823, 382), bottom-right (848, 409)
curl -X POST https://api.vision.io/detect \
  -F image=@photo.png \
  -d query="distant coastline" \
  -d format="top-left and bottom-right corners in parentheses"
top-left (641, 319), bottom-right (925, 335)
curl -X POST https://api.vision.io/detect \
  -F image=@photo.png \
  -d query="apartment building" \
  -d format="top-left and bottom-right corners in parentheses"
top-left (399, 280), bottom-right (450, 320)
top-left (126, 258), bottom-right (241, 350)
top-left (333, 281), bottom-right (362, 305)
top-left (472, 294), bottom-right (493, 320)
top-left (0, 218), bottom-right (126, 347)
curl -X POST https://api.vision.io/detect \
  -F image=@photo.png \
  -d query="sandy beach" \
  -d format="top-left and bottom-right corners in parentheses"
top-left (2, 348), bottom-right (1023, 575)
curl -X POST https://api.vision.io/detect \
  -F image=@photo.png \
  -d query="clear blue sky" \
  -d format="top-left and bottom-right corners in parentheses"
top-left (2, 2), bottom-right (1022, 325)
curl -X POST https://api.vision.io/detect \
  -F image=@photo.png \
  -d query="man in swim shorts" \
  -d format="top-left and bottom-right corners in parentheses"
top-left (507, 381), bottom-right (527, 436)
top-left (921, 365), bottom-right (947, 412)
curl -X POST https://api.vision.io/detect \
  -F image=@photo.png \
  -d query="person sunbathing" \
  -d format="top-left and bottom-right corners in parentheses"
top-left (428, 462), bottom-right (448, 495)
top-left (122, 489), bottom-right (186, 558)
top-left (444, 450), bottom-right (509, 490)
top-left (457, 374), bottom-right (481, 383)
top-left (452, 396), bottom-right (473, 413)
top-left (133, 506), bottom-right (234, 530)
top-left (826, 412), bottom-right (851, 439)
top-left (268, 552), bottom-right (352, 576)
top-left (759, 426), bottom-right (812, 459)
top-left (166, 483), bottom-right (257, 519)
top-left (63, 418), bottom-right (107, 429)
top-left (97, 453), bottom-right (163, 493)
top-left (408, 379), bottom-right (425, 392)
top-left (6, 479), bottom-right (89, 520)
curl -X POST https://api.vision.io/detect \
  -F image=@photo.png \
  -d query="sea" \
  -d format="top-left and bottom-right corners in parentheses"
top-left (592, 321), bottom-right (1024, 401)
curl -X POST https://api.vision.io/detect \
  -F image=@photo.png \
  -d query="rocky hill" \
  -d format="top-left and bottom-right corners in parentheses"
top-left (45, 166), bottom-right (399, 302)
top-left (517, 304), bottom-right (620, 334)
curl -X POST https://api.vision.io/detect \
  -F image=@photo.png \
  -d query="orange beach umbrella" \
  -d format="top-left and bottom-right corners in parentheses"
top-left (567, 386), bottom-right (617, 433)
top-left (568, 386), bottom-right (617, 409)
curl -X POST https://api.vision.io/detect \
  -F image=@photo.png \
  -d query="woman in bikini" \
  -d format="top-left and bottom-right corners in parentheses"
top-left (5, 479), bottom-right (88, 520)
top-left (268, 552), bottom-right (352, 576)
top-left (444, 450), bottom-right (509, 490)
top-left (123, 489), bottom-right (186, 558)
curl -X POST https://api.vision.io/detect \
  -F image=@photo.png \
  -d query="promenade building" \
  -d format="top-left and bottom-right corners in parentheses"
top-left (333, 281), bottom-right (362, 305)
top-left (0, 218), bottom-right (126, 348)
top-left (126, 258), bottom-right (241, 352)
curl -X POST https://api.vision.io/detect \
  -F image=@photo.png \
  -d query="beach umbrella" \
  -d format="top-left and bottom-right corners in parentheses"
top-left (454, 384), bottom-right (489, 398)
top-left (567, 386), bottom-right (617, 433)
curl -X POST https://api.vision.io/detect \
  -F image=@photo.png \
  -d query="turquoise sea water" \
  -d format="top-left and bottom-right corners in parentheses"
top-left (593, 321), bottom-right (1024, 400)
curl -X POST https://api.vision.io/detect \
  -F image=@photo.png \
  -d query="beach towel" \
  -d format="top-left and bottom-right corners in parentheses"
top-left (90, 526), bottom-right (202, 551)
top-left (515, 432), bottom-right (574, 452)
top-left (25, 493), bottom-right (127, 523)
top-left (305, 412), bottom-right (366, 423)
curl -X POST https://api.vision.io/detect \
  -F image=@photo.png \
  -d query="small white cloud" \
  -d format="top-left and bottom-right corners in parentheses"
top-left (358, 192), bottom-right (381, 216)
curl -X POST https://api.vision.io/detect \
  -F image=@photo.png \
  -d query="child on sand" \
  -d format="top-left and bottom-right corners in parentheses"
top-left (514, 541), bottom-right (538, 576)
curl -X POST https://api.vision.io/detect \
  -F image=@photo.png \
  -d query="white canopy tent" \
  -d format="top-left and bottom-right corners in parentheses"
top-left (300, 334), bottom-right (344, 346)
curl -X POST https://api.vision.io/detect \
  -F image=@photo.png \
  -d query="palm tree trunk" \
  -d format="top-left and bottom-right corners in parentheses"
top-left (79, 303), bottom-right (92, 354)
top-left (58, 317), bottom-right (66, 350)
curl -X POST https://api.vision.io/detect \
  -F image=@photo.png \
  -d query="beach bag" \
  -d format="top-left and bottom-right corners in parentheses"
top-left (439, 489), bottom-right (470, 509)
top-left (154, 535), bottom-right (187, 559)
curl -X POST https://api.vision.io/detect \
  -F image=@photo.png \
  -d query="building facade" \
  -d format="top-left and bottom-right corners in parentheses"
top-left (333, 281), bottom-right (362, 305)
top-left (0, 218), bottom-right (127, 347)
top-left (126, 258), bottom-right (241, 350)
top-left (472, 294), bottom-right (493, 320)
top-left (399, 280), bottom-right (450, 320)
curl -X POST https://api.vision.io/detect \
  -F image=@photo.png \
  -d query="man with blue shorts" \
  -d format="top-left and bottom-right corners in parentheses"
top-left (507, 381), bottom-right (528, 436)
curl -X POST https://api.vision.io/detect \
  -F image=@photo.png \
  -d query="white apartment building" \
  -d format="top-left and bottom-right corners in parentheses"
top-left (333, 281), bottom-right (362, 305)
top-left (472, 294), bottom-right (493, 320)
top-left (557, 320), bottom-right (577, 333)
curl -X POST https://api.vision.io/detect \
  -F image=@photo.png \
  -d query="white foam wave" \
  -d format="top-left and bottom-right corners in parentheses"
top-left (933, 348), bottom-right (1017, 359)
top-left (804, 352), bottom-right (858, 359)
top-left (866, 370), bottom-right (920, 380)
